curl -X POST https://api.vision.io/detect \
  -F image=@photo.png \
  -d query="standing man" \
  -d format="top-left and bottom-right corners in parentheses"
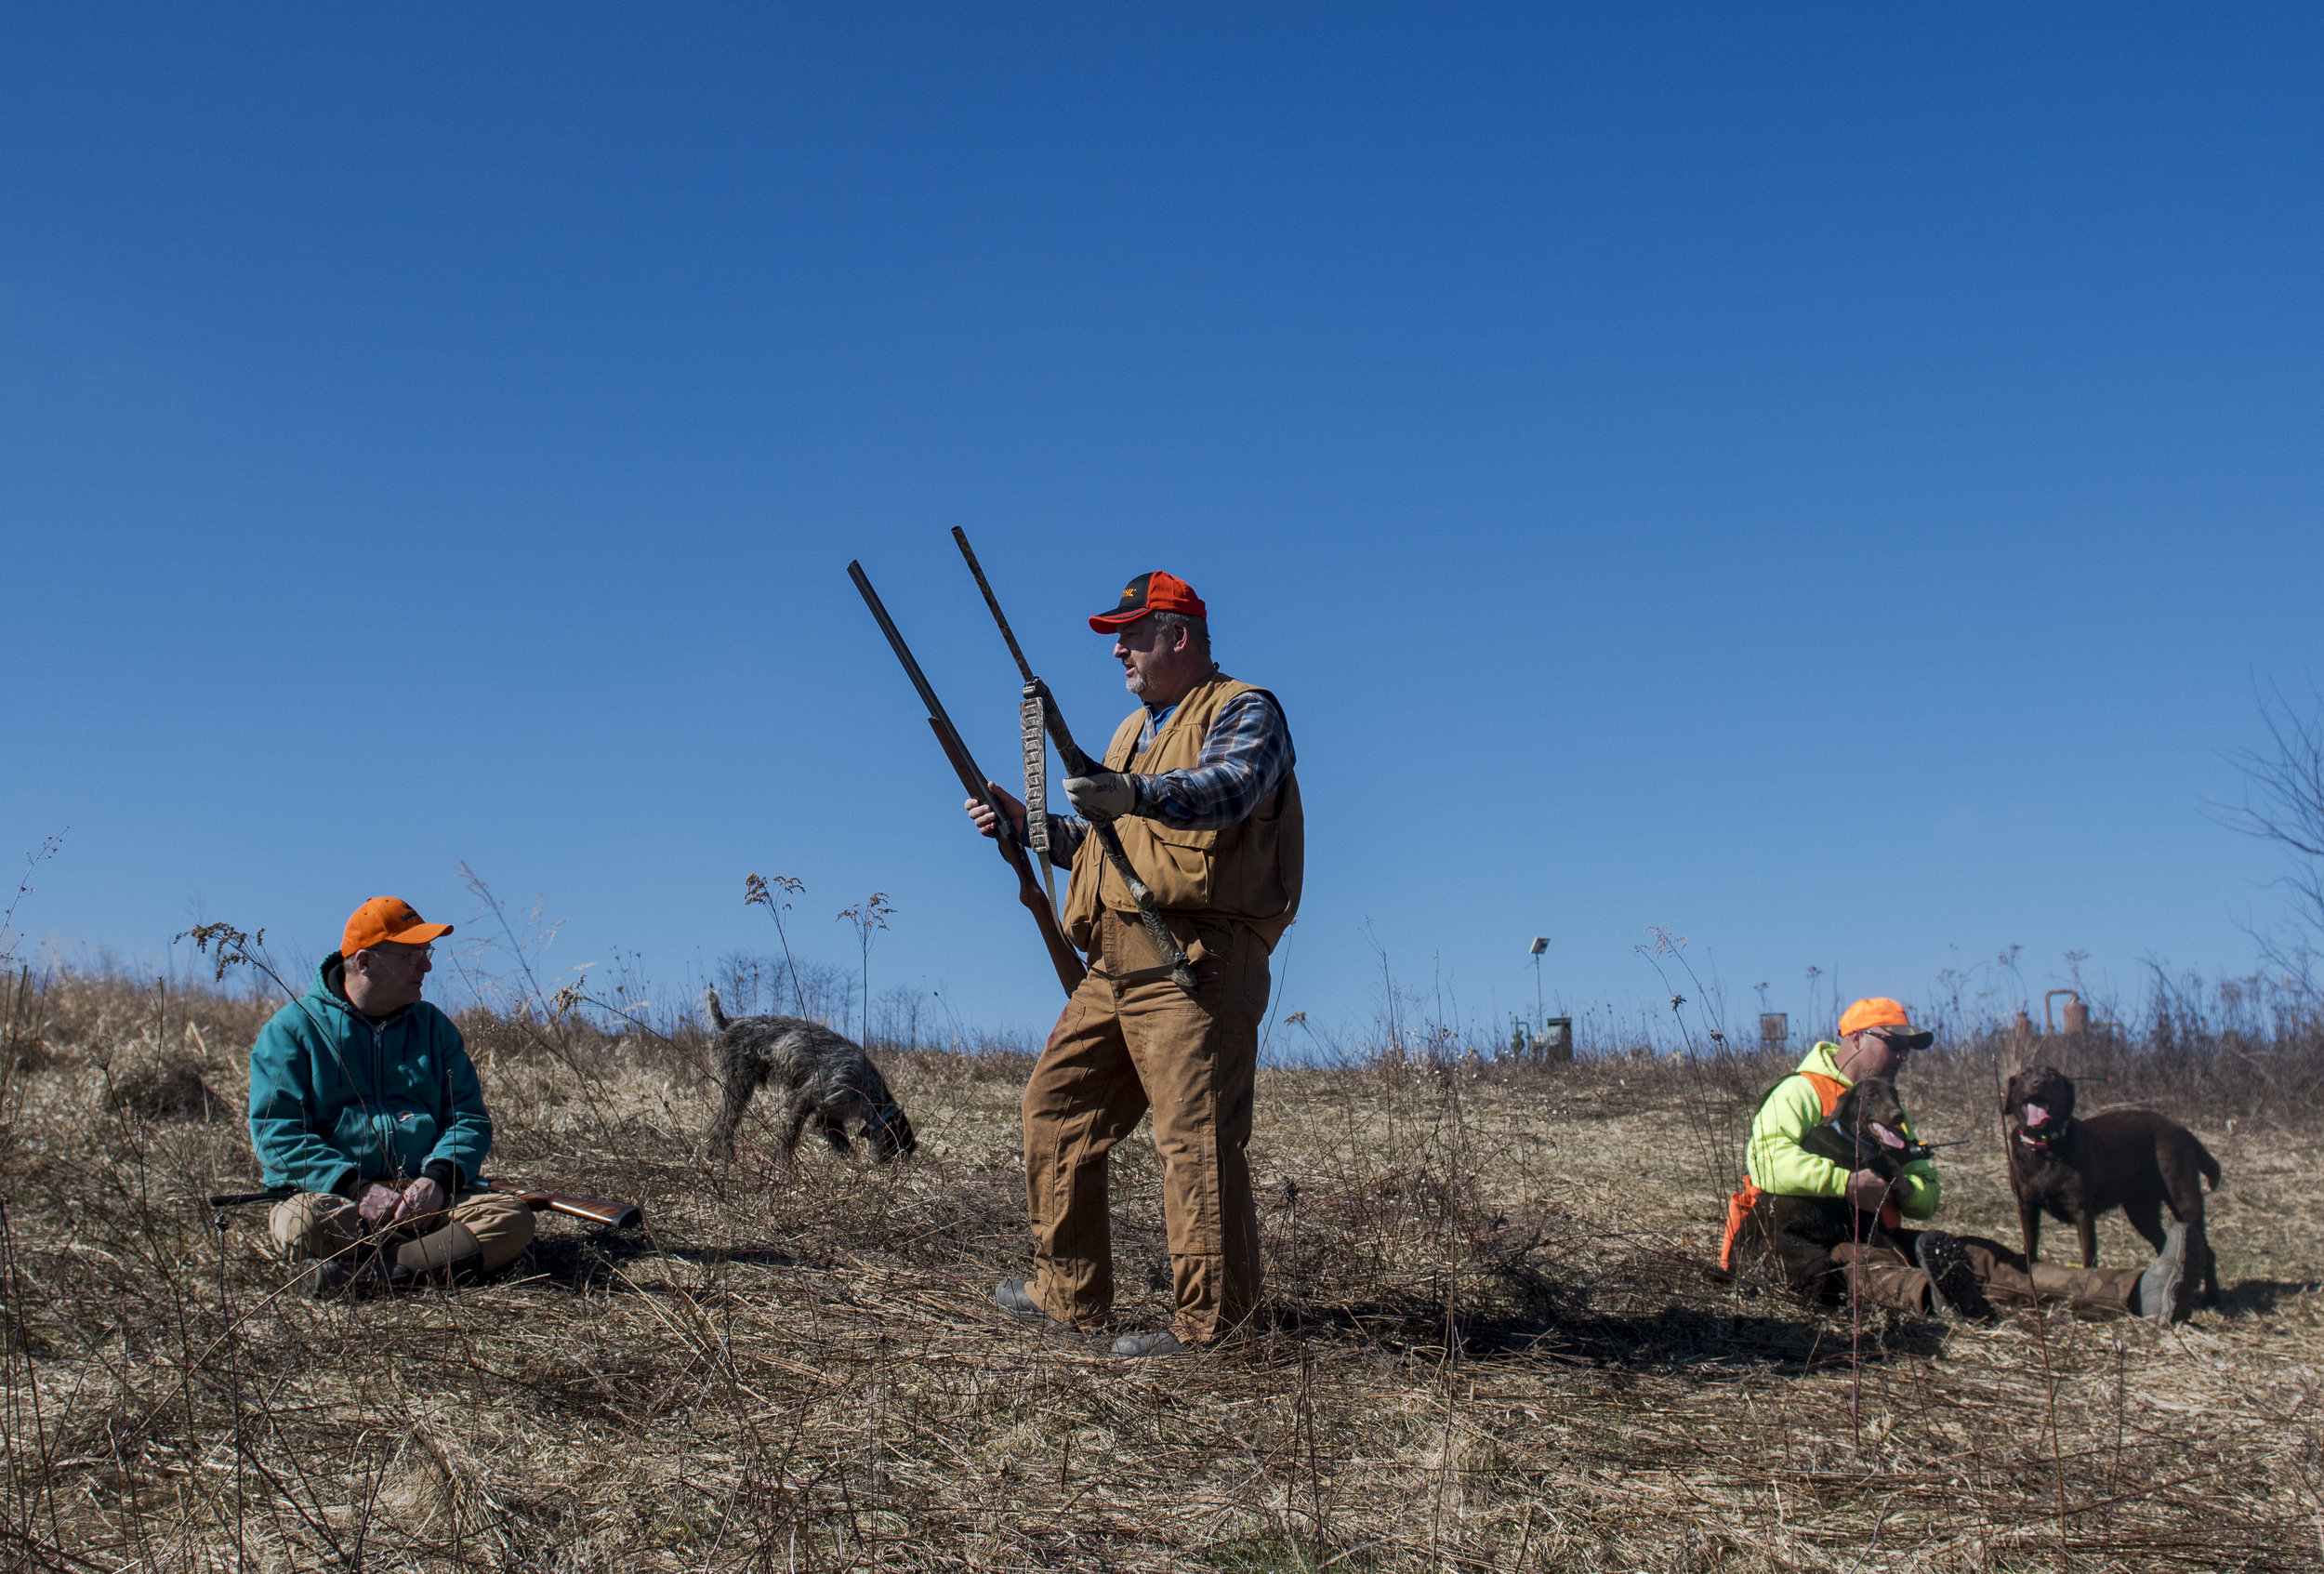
top-left (1722, 997), bottom-right (2190, 1324)
top-left (247, 897), bottom-right (535, 1297)
top-left (967, 570), bottom-right (1301, 1357)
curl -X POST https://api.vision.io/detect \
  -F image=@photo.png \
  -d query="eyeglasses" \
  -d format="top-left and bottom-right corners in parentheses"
top-left (364, 945), bottom-right (434, 964)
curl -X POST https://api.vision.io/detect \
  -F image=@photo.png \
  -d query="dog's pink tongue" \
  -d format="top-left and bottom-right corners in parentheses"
top-left (2024, 1103), bottom-right (2050, 1127)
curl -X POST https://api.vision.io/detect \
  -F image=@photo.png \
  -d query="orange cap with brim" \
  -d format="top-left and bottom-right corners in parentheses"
top-left (1089, 570), bottom-right (1208, 632)
top-left (341, 896), bottom-right (454, 957)
top-left (1837, 997), bottom-right (1933, 1049)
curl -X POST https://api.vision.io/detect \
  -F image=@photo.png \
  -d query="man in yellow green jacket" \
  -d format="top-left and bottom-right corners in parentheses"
top-left (1725, 998), bottom-right (2192, 1325)
top-left (1745, 1035), bottom-right (1943, 1222)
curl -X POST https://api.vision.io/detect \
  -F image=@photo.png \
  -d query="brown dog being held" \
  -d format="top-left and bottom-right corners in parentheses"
top-left (1750, 1078), bottom-right (1921, 1302)
top-left (2002, 1065), bottom-right (2221, 1306)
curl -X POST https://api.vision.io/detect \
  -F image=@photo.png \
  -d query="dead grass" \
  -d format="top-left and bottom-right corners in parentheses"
top-left (2, 970), bottom-right (2321, 1571)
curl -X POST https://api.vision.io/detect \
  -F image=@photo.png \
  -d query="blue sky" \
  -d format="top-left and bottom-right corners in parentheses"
top-left (4, 6), bottom-right (2318, 1047)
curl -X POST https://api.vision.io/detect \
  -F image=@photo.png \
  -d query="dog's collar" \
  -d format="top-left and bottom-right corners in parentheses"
top-left (2017, 1123), bottom-right (2067, 1148)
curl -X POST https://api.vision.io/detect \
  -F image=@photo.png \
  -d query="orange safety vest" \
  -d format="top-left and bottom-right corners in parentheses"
top-left (1719, 1071), bottom-right (1902, 1271)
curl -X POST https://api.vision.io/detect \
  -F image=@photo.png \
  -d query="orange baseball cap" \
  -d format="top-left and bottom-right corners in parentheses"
top-left (341, 897), bottom-right (454, 957)
top-left (1089, 570), bottom-right (1208, 632)
top-left (1838, 997), bottom-right (1933, 1049)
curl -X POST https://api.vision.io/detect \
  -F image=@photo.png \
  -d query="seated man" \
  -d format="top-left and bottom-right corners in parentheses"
top-left (247, 897), bottom-right (535, 1297)
top-left (1722, 997), bottom-right (2191, 1325)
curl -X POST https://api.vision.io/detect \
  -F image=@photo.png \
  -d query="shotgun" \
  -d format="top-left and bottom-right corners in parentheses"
top-left (205, 1180), bottom-right (642, 1229)
top-left (951, 528), bottom-right (1196, 998)
top-left (476, 1178), bottom-right (643, 1229)
top-left (848, 559), bottom-right (1089, 997)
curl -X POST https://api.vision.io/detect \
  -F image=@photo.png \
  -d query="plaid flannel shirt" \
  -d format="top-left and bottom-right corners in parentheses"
top-left (1042, 690), bottom-right (1293, 868)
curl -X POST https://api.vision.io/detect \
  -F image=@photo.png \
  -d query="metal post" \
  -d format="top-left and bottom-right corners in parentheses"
top-left (1526, 937), bottom-right (1550, 1045)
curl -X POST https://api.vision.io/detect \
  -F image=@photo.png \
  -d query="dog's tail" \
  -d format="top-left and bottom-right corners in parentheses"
top-left (704, 986), bottom-right (732, 1033)
top-left (2194, 1136), bottom-right (2222, 1192)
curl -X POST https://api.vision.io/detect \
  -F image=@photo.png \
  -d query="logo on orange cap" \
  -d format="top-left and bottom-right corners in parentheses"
top-left (1089, 570), bottom-right (1208, 633)
top-left (1837, 997), bottom-right (1932, 1047)
top-left (341, 897), bottom-right (456, 958)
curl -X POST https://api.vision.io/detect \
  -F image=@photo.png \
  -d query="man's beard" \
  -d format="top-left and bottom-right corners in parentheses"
top-left (1124, 665), bottom-right (1148, 695)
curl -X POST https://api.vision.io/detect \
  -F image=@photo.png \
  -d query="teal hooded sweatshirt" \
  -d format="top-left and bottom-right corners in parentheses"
top-left (246, 956), bottom-right (493, 1197)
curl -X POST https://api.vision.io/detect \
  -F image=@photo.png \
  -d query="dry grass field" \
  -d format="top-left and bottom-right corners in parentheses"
top-left (4, 968), bottom-right (2322, 1571)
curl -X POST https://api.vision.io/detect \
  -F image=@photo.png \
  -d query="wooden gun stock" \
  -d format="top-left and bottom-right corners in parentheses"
top-left (476, 1179), bottom-right (642, 1229)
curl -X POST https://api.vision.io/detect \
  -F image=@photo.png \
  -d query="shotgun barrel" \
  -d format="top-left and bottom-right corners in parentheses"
top-left (950, 528), bottom-right (1197, 998)
top-left (206, 1187), bottom-right (295, 1209)
top-left (848, 559), bottom-right (1089, 997)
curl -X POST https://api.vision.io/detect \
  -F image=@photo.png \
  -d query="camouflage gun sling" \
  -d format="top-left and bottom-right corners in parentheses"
top-left (1022, 684), bottom-right (1058, 917)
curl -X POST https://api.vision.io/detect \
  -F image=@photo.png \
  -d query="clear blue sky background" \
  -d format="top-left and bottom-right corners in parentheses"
top-left (4, 6), bottom-right (2318, 1048)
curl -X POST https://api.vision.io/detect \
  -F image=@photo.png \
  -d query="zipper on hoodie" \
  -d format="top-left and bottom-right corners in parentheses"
top-left (368, 1005), bottom-right (415, 1178)
top-left (328, 972), bottom-right (401, 1183)
top-left (371, 1018), bottom-right (386, 1176)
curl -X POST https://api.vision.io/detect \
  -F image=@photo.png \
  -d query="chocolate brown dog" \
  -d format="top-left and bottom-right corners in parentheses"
top-left (1755, 1078), bottom-right (1921, 1296)
top-left (1800, 1077), bottom-right (1921, 1182)
top-left (2002, 1065), bottom-right (2220, 1305)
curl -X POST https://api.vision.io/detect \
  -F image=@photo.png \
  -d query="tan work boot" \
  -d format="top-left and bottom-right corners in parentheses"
top-left (393, 1221), bottom-right (484, 1286)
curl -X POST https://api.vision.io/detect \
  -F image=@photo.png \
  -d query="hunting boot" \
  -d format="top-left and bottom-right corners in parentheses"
top-left (2137, 1223), bottom-right (2191, 1326)
top-left (394, 1221), bottom-right (487, 1288)
top-left (1111, 1329), bottom-right (1189, 1358)
top-left (993, 1279), bottom-right (1047, 1318)
top-left (305, 1248), bottom-right (409, 1301)
top-left (1914, 1231), bottom-right (1998, 1324)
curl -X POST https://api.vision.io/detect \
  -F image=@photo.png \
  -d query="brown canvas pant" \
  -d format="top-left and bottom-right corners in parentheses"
top-left (1023, 906), bottom-right (1272, 1343)
top-left (270, 1190), bottom-right (535, 1277)
top-left (1830, 1232), bottom-right (2144, 1318)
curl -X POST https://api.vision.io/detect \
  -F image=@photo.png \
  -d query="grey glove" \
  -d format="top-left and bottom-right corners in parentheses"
top-left (393, 1175), bottom-right (449, 1230)
top-left (355, 1181), bottom-right (403, 1230)
top-left (1063, 771), bottom-right (1139, 823)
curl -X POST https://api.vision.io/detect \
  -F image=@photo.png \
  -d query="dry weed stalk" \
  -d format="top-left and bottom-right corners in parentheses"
top-left (0, 829), bottom-right (66, 973)
top-left (745, 872), bottom-right (811, 1018)
top-left (834, 891), bottom-right (894, 1043)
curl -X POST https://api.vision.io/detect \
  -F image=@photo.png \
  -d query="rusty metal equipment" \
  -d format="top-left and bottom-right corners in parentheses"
top-left (1759, 1012), bottom-right (1788, 1051)
top-left (1538, 1015), bottom-right (1573, 1065)
top-left (2045, 989), bottom-right (2090, 1036)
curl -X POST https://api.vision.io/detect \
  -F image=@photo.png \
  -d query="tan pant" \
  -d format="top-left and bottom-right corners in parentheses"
top-left (1023, 907), bottom-right (1272, 1343)
top-left (269, 1190), bottom-right (536, 1277)
top-left (1831, 1233), bottom-right (2144, 1318)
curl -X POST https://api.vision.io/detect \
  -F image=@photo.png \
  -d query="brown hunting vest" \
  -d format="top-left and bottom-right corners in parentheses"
top-left (1061, 670), bottom-right (1303, 952)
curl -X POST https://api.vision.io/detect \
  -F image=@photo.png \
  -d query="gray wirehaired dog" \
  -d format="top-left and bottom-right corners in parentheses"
top-left (704, 989), bottom-right (918, 1165)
